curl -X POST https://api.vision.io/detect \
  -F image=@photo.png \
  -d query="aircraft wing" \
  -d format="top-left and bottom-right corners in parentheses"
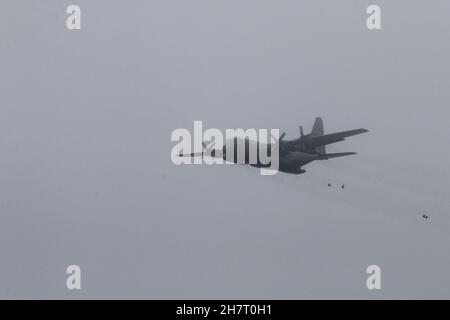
top-left (178, 152), bottom-right (204, 157)
top-left (308, 128), bottom-right (368, 147)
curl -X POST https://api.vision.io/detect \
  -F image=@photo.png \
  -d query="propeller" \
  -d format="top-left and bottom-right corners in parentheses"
top-left (202, 138), bottom-right (217, 158)
top-left (298, 126), bottom-right (306, 150)
top-left (178, 139), bottom-right (216, 158)
top-left (271, 131), bottom-right (286, 153)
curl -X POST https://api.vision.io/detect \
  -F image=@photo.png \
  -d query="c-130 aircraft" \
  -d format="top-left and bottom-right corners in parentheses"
top-left (180, 117), bottom-right (368, 174)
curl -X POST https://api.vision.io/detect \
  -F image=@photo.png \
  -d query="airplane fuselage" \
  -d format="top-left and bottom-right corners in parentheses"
top-left (178, 117), bottom-right (367, 175)
top-left (217, 138), bottom-right (320, 174)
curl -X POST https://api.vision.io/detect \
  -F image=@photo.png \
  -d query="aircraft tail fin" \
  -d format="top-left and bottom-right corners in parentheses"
top-left (311, 117), bottom-right (324, 137)
top-left (311, 117), bottom-right (325, 154)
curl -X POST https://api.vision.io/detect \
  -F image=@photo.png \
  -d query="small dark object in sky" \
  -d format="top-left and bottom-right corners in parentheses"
top-left (341, 184), bottom-right (345, 189)
top-left (422, 214), bottom-right (429, 219)
top-left (328, 183), bottom-right (331, 187)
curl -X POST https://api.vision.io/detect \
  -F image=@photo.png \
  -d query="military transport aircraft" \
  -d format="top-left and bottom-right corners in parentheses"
top-left (179, 117), bottom-right (368, 174)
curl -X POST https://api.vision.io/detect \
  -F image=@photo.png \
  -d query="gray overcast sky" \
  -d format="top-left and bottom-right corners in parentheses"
top-left (1, 0), bottom-right (450, 299)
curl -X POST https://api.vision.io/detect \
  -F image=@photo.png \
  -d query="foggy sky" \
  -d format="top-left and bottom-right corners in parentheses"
top-left (1, 0), bottom-right (450, 299)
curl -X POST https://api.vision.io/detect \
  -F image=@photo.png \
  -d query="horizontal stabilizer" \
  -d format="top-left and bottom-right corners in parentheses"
top-left (318, 152), bottom-right (357, 160)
